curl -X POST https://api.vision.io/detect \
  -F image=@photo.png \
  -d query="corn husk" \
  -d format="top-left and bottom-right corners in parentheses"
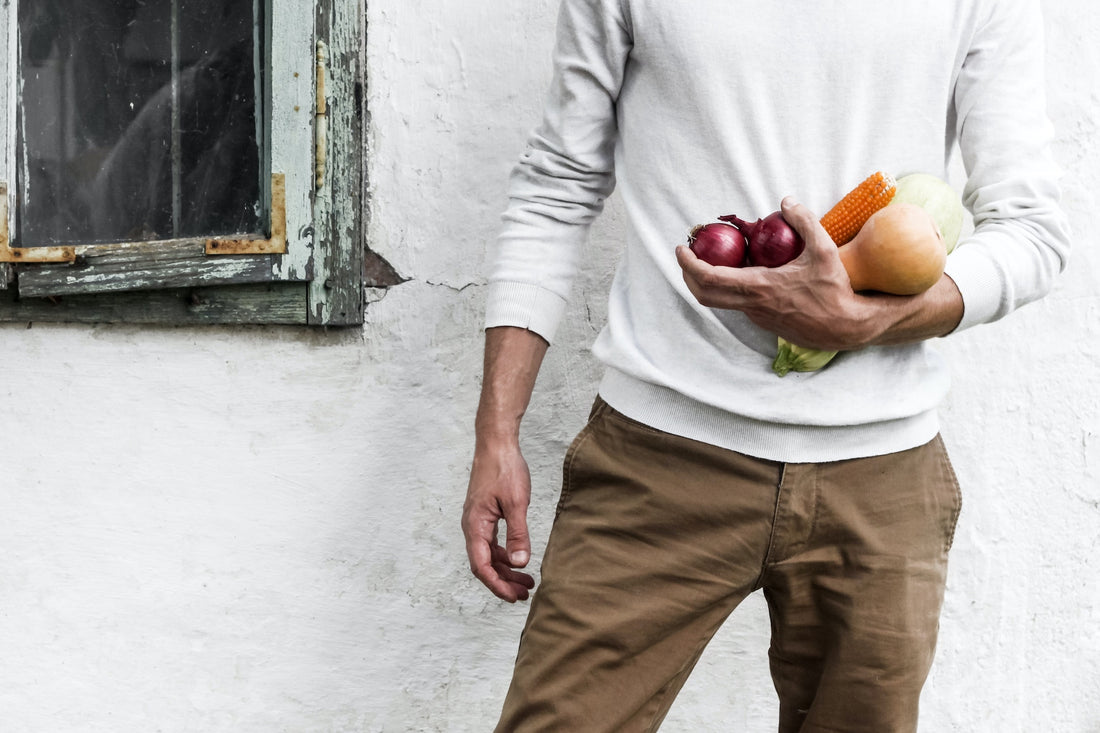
top-left (772, 338), bottom-right (838, 377)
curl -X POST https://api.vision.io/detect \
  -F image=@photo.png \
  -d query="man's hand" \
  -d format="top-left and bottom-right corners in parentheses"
top-left (462, 439), bottom-right (536, 603)
top-left (677, 197), bottom-right (877, 351)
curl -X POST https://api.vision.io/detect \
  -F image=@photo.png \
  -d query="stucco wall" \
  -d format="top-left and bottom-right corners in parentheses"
top-left (2, 1), bottom-right (1098, 731)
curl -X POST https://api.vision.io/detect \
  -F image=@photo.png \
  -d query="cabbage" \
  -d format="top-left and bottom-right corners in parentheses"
top-left (890, 173), bottom-right (965, 253)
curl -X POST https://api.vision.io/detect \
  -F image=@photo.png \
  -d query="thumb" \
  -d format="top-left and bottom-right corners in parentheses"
top-left (780, 197), bottom-right (833, 256)
top-left (503, 501), bottom-right (531, 568)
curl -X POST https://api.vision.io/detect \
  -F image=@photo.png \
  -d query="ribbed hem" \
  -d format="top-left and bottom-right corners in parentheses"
top-left (483, 281), bottom-right (569, 345)
top-left (597, 368), bottom-right (941, 464)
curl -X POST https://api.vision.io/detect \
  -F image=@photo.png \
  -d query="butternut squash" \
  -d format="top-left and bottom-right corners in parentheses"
top-left (838, 203), bottom-right (946, 295)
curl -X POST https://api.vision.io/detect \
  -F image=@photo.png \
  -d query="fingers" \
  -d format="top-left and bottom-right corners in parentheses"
top-left (675, 245), bottom-right (708, 293)
top-left (676, 243), bottom-right (749, 280)
top-left (491, 543), bottom-right (536, 597)
top-left (462, 494), bottom-right (534, 603)
top-left (466, 522), bottom-right (535, 603)
top-left (676, 245), bottom-right (761, 310)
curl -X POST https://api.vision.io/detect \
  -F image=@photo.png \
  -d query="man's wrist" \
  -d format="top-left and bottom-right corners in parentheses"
top-left (475, 412), bottom-right (523, 450)
top-left (845, 294), bottom-right (897, 350)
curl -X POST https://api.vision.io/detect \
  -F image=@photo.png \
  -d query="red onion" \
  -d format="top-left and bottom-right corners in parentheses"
top-left (718, 211), bottom-right (804, 268)
top-left (687, 222), bottom-right (747, 268)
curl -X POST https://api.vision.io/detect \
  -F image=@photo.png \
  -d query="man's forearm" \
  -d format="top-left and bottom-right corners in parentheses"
top-left (475, 326), bottom-right (550, 446)
top-left (860, 274), bottom-right (965, 348)
top-left (464, 325), bottom-right (547, 602)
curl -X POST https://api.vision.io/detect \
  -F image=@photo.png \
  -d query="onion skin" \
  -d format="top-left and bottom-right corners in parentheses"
top-left (688, 222), bottom-right (747, 268)
top-left (719, 211), bottom-right (804, 268)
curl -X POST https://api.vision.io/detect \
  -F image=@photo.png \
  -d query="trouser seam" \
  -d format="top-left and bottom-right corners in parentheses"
top-left (554, 394), bottom-right (607, 519)
top-left (937, 439), bottom-right (964, 555)
top-left (555, 412), bottom-right (599, 521)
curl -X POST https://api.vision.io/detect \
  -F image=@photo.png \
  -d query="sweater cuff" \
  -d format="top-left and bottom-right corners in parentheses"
top-left (942, 240), bottom-right (1007, 334)
top-left (484, 281), bottom-right (569, 344)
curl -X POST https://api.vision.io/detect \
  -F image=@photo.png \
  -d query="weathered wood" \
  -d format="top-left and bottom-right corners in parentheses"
top-left (0, 2), bottom-right (12, 279)
top-left (269, 0), bottom-right (317, 283)
top-left (309, 0), bottom-right (367, 325)
top-left (0, 0), bottom-right (378, 325)
top-left (0, 282), bottom-right (310, 325)
top-left (16, 239), bottom-right (283, 298)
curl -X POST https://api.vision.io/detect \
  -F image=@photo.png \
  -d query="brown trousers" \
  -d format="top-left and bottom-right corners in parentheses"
top-left (496, 399), bottom-right (962, 733)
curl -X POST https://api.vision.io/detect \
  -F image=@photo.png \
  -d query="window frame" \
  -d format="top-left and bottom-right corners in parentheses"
top-left (0, 0), bottom-right (367, 326)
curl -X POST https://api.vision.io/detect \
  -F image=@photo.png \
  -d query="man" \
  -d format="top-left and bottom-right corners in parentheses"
top-left (462, 1), bottom-right (1070, 731)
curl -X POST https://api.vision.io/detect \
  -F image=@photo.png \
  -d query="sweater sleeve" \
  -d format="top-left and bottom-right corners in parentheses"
top-left (944, 0), bottom-right (1072, 332)
top-left (483, 0), bottom-right (632, 344)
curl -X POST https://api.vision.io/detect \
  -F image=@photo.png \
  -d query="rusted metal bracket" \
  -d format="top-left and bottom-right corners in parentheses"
top-left (1, 174), bottom-right (286, 262)
top-left (205, 173), bottom-right (288, 255)
top-left (0, 183), bottom-right (78, 263)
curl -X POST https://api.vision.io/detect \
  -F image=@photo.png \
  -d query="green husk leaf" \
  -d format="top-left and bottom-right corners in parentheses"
top-left (773, 337), bottom-right (839, 377)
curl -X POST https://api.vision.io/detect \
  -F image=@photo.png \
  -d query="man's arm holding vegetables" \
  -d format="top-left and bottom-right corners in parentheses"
top-left (677, 197), bottom-right (964, 352)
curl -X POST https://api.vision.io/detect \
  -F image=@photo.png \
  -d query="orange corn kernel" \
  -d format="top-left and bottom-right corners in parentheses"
top-left (820, 171), bottom-right (897, 245)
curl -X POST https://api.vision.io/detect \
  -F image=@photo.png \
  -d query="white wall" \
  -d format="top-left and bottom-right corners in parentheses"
top-left (2, 2), bottom-right (1098, 731)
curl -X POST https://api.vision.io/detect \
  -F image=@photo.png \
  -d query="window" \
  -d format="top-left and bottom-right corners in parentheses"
top-left (0, 0), bottom-right (383, 325)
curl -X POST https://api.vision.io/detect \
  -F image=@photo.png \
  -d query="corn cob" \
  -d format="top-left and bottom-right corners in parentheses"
top-left (819, 170), bottom-right (897, 245)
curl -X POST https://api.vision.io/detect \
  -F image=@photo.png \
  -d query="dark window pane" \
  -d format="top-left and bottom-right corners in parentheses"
top-left (15, 0), bottom-right (263, 247)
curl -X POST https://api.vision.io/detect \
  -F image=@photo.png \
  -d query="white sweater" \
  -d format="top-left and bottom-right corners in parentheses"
top-left (485, 0), bottom-right (1071, 463)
